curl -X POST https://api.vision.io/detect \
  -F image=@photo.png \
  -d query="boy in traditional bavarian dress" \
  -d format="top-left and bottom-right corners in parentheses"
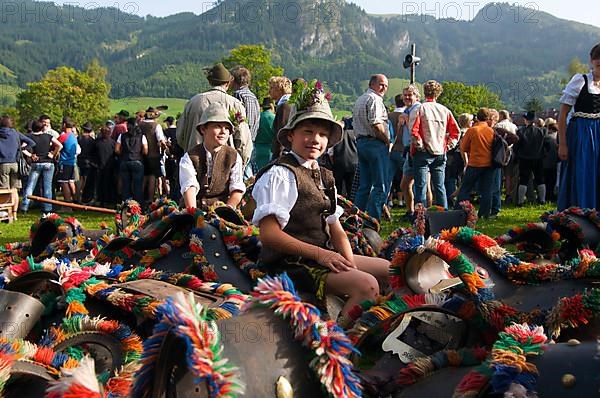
top-left (252, 81), bottom-right (390, 326)
top-left (179, 102), bottom-right (246, 209)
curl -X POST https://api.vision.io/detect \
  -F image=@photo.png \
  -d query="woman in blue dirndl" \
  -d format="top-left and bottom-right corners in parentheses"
top-left (558, 43), bottom-right (600, 210)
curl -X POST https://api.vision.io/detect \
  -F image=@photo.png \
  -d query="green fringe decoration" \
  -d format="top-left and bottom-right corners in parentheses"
top-left (65, 287), bottom-right (86, 304)
top-left (66, 346), bottom-right (85, 360)
top-left (132, 296), bottom-right (155, 318)
top-left (455, 227), bottom-right (476, 243)
top-left (384, 296), bottom-right (409, 314)
top-left (60, 316), bottom-right (83, 335)
top-left (125, 267), bottom-right (145, 281)
top-left (450, 255), bottom-right (475, 274)
top-left (582, 288), bottom-right (600, 313)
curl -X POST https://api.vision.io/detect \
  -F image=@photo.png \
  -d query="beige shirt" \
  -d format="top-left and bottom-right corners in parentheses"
top-left (176, 86), bottom-right (253, 167)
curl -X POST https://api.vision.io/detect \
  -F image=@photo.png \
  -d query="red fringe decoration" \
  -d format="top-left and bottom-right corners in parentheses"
top-left (454, 370), bottom-right (489, 394)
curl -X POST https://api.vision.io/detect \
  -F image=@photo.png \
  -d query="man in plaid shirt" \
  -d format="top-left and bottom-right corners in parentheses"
top-left (231, 66), bottom-right (260, 176)
top-left (352, 74), bottom-right (390, 221)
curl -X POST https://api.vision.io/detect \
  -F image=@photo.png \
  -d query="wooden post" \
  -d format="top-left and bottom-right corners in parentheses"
top-left (27, 195), bottom-right (117, 214)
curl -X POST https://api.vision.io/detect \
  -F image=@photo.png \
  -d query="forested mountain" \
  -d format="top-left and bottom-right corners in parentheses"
top-left (0, 0), bottom-right (599, 109)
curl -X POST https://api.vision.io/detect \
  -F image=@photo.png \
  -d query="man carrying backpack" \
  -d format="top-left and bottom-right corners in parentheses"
top-left (455, 108), bottom-right (496, 218)
top-left (516, 111), bottom-right (546, 205)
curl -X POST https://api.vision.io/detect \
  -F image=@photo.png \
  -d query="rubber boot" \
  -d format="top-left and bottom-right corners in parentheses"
top-left (537, 184), bottom-right (546, 205)
top-left (517, 185), bottom-right (528, 206)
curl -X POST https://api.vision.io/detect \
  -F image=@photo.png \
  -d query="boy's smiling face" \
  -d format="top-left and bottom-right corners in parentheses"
top-left (288, 120), bottom-right (331, 161)
top-left (201, 122), bottom-right (231, 150)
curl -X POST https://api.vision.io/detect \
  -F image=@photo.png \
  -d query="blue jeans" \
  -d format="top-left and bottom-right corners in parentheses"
top-left (120, 160), bottom-right (144, 203)
top-left (456, 166), bottom-right (495, 217)
top-left (21, 162), bottom-right (54, 212)
top-left (354, 138), bottom-right (389, 220)
top-left (413, 151), bottom-right (447, 209)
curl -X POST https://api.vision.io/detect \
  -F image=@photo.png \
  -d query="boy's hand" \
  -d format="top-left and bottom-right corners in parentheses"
top-left (317, 248), bottom-right (355, 273)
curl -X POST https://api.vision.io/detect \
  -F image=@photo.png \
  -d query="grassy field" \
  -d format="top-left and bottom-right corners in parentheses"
top-left (109, 97), bottom-right (188, 119)
top-left (0, 211), bottom-right (113, 245)
top-left (380, 202), bottom-right (554, 238)
top-left (0, 203), bottom-right (554, 246)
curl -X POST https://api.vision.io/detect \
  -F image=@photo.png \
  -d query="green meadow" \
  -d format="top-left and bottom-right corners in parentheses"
top-left (1, 202), bottom-right (554, 246)
top-left (109, 97), bottom-right (188, 119)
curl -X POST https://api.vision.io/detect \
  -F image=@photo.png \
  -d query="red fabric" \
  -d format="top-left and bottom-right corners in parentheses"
top-left (111, 122), bottom-right (127, 140)
top-left (58, 131), bottom-right (72, 144)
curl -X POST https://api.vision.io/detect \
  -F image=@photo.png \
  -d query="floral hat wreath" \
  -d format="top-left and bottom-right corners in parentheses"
top-left (277, 79), bottom-right (343, 149)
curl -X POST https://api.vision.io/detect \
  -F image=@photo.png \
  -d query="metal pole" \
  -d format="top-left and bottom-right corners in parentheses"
top-left (410, 43), bottom-right (416, 84)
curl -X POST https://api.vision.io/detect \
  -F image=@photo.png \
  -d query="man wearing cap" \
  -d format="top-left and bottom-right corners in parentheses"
top-left (516, 110), bottom-right (546, 205)
top-left (111, 110), bottom-right (129, 140)
top-left (179, 102), bottom-right (245, 209)
top-left (176, 63), bottom-right (252, 168)
top-left (139, 107), bottom-right (167, 204)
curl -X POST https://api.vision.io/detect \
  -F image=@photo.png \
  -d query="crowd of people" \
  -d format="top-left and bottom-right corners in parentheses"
top-left (0, 42), bottom-right (599, 323)
top-left (0, 42), bottom-right (598, 224)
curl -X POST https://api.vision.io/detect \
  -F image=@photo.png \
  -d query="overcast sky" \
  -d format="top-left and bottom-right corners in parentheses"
top-left (51, 0), bottom-right (600, 28)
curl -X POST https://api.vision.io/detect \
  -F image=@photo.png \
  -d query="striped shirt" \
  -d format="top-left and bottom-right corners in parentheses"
top-left (234, 86), bottom-right (260, 141)
top-left (352, 88), bottom-right (389, 139)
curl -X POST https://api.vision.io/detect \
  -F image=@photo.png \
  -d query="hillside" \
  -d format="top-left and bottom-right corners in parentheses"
top-left (0, 0), bottom-right (599, 110)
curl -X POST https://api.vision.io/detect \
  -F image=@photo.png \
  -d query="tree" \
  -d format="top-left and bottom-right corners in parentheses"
top-left (437, 81), bottom-right (504, 116)
top-left (524, 97), bottom-right (544, 113)
top-left (16, 60), bottom-right (110, 128)
top-left (561, 57), bottom-right (589, 86)
top-left (567, 57), bottom-right (588, 76)
top-left (222, 45), bottom-right (284, 100)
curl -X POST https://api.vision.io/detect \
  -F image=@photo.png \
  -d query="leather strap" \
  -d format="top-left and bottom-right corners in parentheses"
top-left (115, 279), bottom-right (223, 308)
top-left (201, 222), bottom-right (253, 293)
top-left (53, 331), bottom-right (124, 378)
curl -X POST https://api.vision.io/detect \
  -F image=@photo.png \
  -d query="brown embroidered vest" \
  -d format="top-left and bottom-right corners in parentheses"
top-left (258, 153), bottom-right (337, 265)
top-left (139, 121), bottom-right (160, 158)
top-left (188, 144), bottom-right (238, 208)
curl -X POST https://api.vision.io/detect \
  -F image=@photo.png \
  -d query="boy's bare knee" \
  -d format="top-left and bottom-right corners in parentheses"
top-left (354, 273), bottom-right (379, 298)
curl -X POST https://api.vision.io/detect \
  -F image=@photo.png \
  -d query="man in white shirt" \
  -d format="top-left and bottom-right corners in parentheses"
top-left (352, 74), bottom-right (390, 221)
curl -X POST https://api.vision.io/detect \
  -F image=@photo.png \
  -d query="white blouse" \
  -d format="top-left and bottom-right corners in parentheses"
top-left (179, 145), bottom-right (246, 197)
top-left (560, 72), bottom-right (600, 106)
top-left (252, 152), bottom-right (343, 229)
top-left (116, 134), bottom-right (148, 145)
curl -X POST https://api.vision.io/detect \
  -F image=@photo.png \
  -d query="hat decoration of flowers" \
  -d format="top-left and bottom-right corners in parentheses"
top-left (289, 80), bottom-right (332, 112)
top-left (229, 109), bottom-right (245, 127)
